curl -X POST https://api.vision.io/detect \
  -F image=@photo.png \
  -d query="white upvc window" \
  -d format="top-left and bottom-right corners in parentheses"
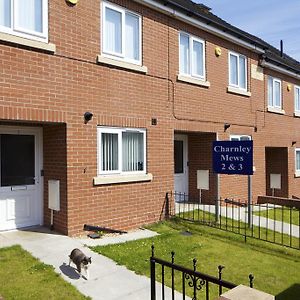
top-left (179, 32), bottom-right (205, 80)
top-left (295, 86), bottom-right (300, 114)
top-left (268, 76), bottom-right (282, 109)
top-left (295, 148), bottom-right (300, 176)
top-left (102, 1), bottom-right (141, 65)
top-left (0, 0), bottom-right (48, 42)
top-left (97, 127), bottom-right (146, 175)
top-left (229, 51), bottom-right (247, 90)
top-left (230, 135), bottom-right (251, 141)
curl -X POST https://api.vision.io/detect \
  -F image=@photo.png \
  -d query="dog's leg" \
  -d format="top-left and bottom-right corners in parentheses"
top-left (85, 268), bottom-right (89, 280)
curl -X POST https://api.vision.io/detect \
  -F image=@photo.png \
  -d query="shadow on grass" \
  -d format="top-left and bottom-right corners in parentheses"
top-left (276, 283), bottom-right (300, 300)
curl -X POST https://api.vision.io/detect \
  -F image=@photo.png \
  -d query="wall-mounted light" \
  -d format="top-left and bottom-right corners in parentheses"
top-left (292, 141), bottom-right (297, 146)
top-left (215, 47), bottom-right (222, 57)
top-left (84, 112), bottom-right (93, 124)
top-left (224, 123), bottom-right (231, 132)
top-left (66, 0), bottom-right (79, 5)
top-left (287, 84), bottom-right (292, 92)
top-left (151, 118), bottom-right (157, 126)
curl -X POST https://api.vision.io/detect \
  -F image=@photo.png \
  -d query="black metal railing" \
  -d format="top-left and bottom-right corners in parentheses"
top-left (150, 245), bottom-right (254, 300)
top-left (173, 192), bottom-right (300, 250)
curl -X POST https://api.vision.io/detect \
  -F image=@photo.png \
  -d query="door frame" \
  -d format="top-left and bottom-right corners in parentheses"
top-left (174, 134), bottom-right (189, 195)
top-left (0, 125), bottom-right (44, 229)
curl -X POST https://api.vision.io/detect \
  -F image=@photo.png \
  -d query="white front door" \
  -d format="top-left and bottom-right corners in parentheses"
top-left (0, 127), bottom-right (43, 231)
top-left (174, 134), bottom-right (188, 201)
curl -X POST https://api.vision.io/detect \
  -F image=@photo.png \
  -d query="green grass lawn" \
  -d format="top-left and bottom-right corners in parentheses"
top-left (253, 207), bottom-right (300, 226)
top-left (0, 245), bottom-right (90, 300)
top-left (92, 218), bottom-right (300, 300)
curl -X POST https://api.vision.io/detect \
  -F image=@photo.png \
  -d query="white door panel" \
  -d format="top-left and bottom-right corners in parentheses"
top-left (0, 127), bottom-right (43, 231)
top-left (174, 134), bottom-right (188, 202)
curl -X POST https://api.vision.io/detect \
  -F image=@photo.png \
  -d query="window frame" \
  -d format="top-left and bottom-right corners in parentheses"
top-left (230, 135), bottom-right (251, 141)
top-left (268, 76), bottom-right (282, 109)
top-left (228, 51), bottom-right (247, 90)
top-left (97, 126), bottom-right (147, 176)
top-left (295, 148), bottom-right (300, 177)
top-left (295, 85), bottom-right (300, 114)
top-left (101, 1), bottom-right (142, 66)
top-left (179, 31), bottom-right (206, 81)
top-left (0, 0), bottom-right (48, 42)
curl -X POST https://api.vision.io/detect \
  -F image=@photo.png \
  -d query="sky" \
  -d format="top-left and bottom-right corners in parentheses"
top-left (197, 0), bottom-right (300, 62)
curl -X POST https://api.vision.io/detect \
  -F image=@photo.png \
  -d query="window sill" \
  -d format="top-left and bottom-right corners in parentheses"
top-left (267, 107), bottom-right (285, 115)
top-left (294, 172), bottom-right (300, 178)
top-left (93, 173), bottom-right (153, 185)
top-left (227, 86), bottom-right (251, 97)
top-left (294, 112), bottom-right (300, 118)
top-left (97, 55), bottom-right (148, 74)
top-left (0, 32), bottom-right (55, 53)
top-left (177, 74), bottom-right (210, 88)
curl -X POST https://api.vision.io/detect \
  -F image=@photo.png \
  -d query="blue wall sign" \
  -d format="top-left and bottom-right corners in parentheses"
top-left (213, 141), bottom-right (253, 175)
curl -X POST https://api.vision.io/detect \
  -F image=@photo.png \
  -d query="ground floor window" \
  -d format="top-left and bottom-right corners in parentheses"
top-left (230, 135), bottom-right (251, 141)
top-left (295, 148), bottom-right (300, 176)
top-left (97, 126), bottom-right (146, 175)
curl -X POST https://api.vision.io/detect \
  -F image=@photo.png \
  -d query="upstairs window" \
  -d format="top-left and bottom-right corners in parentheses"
top-left (98, 127), bottom-right (146, 175)
top-left (229, 52), bottom-right (247, 90)
top-left (102, 1), bottom-right (141, 65)
top-left (295, 86), bottom-right (300, 114)
top-left (179, 32), bottom-right (205, 80)
top-left (268, 76), bottom-right (282, 109)
top-left (0, 0), bottom-right (48, 41)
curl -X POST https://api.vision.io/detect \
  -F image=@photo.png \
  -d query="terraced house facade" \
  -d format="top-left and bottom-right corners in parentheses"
top-left (1, 0), bottom-right (300, 236)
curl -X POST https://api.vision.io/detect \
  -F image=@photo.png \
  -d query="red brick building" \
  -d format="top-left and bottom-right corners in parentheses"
top-left (0, 0), bottom-right (300, 236)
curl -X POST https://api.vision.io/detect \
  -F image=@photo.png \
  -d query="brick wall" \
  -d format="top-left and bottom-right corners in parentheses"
top-left (1, 0), bottom-right (300, 235)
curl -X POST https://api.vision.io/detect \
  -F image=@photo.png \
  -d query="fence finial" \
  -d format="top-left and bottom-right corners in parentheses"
top-left (193, 258), bottom-right (197, 271)
top-left (249, 274), bottom-right (254, 288)
top-left (171, 251), bottom-right (175, 263)
top-left (151, 244), bottom-right (155, 257)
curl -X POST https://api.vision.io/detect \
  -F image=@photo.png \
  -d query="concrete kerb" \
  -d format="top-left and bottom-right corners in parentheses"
top-left (0, 227), bottom-right (190, 300)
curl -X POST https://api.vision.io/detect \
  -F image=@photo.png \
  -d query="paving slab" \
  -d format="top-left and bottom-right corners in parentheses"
top-left (0, 227), bottom-right (190, 300)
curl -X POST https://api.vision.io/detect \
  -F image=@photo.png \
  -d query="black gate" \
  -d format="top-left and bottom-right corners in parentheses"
top-left (150, 245), bottom-right (254, 300)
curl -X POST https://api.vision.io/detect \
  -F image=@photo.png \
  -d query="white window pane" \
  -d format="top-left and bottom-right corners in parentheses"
top-left (239, 56), bottom-right (246, 89)
top-left (180, 34), bottom-right (190, 74)
top-left (122, 132), bottom-right (144, 172)
top-left (16, 0), bottom-right (43, 33)
top-left (230, 54), bottom-right (238, 85)
top-left (296, 89), bottom-right (300, 111)
top-left (268, 77), bottom-right (273, 106)
top-left (101, 133), bottom-right (118, 171)
top-left (104, 7), bottom-right (122, 54)
top-left (274, 81), bottom-right (281, 107)
top-left (297, 151), bottom-right (300, 170)
top-left (125, 13), bottom-right (139, 61)
top-left (192, 40), bottom-right (204, 77)
top-left (0, 0), bottom-right (11, 27)
top-left (240, 136), bottom-right (250, 141)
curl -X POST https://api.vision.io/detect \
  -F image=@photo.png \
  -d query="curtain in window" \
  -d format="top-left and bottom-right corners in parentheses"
top-left (101, 133), bottom-right (118, 171)
top-left (105, 7), bottom-right (122, 54)
top-left (0, 0), bottom-right (11, 27)
top-left (268, 77), bottom-right (273, 106)
top-left (180, 34), bottom-right (190, 74)
top-left (230, 54), bottom-right (238, 85)
top-left (274, 80), bottom-right (281, 107)
top-left (125, 13), bottom-right (139, 61)
top-left (297, 151), bottom-right (300, 171)
top-left (192, 40), bottom-right (203, 77)
top-left (239, 56), bottom-right (246, 89)
top-left (122, 132), bottom-right (144, 172)
top-left (16, 0), bottom-right (43, 33)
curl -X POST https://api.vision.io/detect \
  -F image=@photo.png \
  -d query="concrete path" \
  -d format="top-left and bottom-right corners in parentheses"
top-left (0, 227), bottom-right (190, 300)
top-left (176, 203), bottom-right (300, 238)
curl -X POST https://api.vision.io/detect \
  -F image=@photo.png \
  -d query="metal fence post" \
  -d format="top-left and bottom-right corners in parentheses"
top-left (247, 175), bottom-right (252, 228)
top-left (150, 245), bottom-right (156, 300)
